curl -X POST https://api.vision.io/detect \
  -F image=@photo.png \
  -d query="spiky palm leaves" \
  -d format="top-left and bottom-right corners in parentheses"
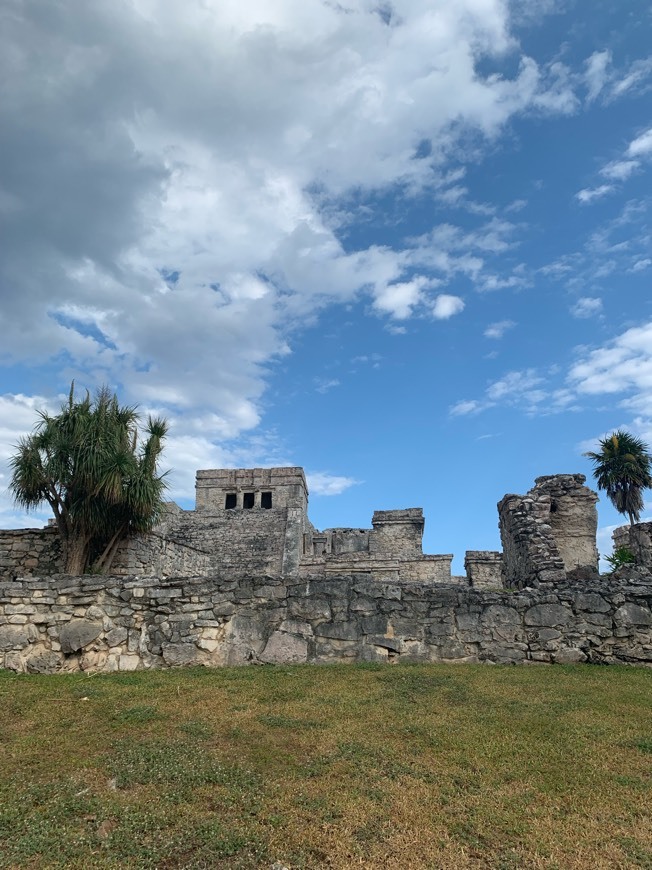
top-left (584, 430), bottom-right (652, 525)
top-left (9, 384), bottom-right (168, 574)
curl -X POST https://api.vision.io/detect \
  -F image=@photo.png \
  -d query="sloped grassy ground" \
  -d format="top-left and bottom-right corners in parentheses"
top-left (0, 662), bottom-right (650, 869)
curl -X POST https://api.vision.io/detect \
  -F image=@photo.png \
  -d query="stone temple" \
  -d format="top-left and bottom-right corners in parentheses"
top-left (1, 466), bottom-right (652, 673)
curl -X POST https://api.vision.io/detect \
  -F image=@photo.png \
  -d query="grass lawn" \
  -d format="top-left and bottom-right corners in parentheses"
top-left (0, 662), bottom-right (650, 869)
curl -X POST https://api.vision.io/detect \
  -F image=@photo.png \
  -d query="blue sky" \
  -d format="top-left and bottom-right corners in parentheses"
top-left (1, 0), bottom-right (651, 571)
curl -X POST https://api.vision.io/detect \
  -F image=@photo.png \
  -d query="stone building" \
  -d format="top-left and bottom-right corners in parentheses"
top-left (0, 466), bottom-right (603, 590)
top-left (2, 465), bottom-right (652, 674)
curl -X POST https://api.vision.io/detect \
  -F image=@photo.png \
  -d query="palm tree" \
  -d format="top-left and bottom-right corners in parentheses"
top-left (584, 430), bottom-right (652, 525)
top-left (9, 383), bottom-right (168, 574)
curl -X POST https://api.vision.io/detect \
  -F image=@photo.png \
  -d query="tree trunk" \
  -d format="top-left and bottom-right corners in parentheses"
top-left (64, 534), bottom-right (91, 574)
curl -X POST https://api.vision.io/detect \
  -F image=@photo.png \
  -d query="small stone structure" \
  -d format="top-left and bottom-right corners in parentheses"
top-left (498, 474), bottom-right (599, 588)
top-left (2, 465), bottom-right (651, 673)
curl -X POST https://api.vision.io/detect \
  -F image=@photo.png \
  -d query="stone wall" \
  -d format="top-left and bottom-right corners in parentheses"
top-left (613, 523), bottom-right (652, 569)
top-left (2, 571), bottom-right (651, 673)
top-left (465, 551), bottom-right (503, 589)
top-left (111, 533), bottom-right (215, 577)
top-left (499, 474), bottom-right (599, 588)
top-left (0, 528), bottom-right (63, 577)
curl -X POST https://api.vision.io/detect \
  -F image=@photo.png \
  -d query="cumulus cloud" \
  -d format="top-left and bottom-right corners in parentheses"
top-left (432, 294), bottom-right (465, 320)
top-left (0, 0), bottom-right (625, 525)
top-left (484, 319), bottom-right (516, 339)
top-left (576, 185), bottom-right (613, 204)
top-left (580, 125), bottom-right (652, 203)
top-left (584, 50), bottom-right (611, 103)
top-left (568, 320), bottom-right (652, 410)
top-left (306, 472), bottom-right (360, 497)
top-left (570, 297), bottom-right (603, 318)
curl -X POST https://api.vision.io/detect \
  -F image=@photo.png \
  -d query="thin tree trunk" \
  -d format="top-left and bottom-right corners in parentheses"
top-left (94, 526), bottom-right (125, 572)
top-left (65, 534), bottom-right (91, 575)
top-left (101, 533), bottom-right (124, 575)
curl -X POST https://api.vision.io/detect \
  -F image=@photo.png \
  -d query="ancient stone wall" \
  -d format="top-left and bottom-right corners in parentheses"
top-left (499, 474), bottom-right (599, 588)
top-left (0, 528), bottom-right (63, 577)
top-left (2, 571), bottom-right (651, 673)
top-left (613, 523), bottom-right (652, 569)
top-left (111, 532), bottom-right (215, 577)
top-left (464, 551), bottom-right (503, 589)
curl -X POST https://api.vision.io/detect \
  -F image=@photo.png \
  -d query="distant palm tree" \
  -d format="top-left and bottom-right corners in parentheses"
top-left (584, 430), bottom-right (652, 525)
top-left (9, 383), bottom-right (168, 574)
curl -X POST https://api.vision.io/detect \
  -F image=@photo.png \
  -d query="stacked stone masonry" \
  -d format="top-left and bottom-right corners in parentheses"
top-left (2, 465), bottom-right (650, 672)
top-left (1, 572), bottom-right (651, 673)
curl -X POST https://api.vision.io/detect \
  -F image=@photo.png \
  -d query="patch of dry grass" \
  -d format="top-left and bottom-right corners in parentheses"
top-left (0, 662), bottom-right (650, 868)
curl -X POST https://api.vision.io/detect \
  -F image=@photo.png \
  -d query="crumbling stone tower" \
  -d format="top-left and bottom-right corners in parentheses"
top-left (498, 474), bottom-right (599, 588)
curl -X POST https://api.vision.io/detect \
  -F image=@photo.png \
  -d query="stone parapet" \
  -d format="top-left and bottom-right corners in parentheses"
top-left (465, 551), bottom-right (503, 589)
top-left (613, 523), bottom-right (652, 569)
top-left (1, 571), bottom-right (651, 673)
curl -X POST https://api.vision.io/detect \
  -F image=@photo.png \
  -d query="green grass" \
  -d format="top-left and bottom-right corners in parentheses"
top-left (0, 662), bottom-right (651, 868)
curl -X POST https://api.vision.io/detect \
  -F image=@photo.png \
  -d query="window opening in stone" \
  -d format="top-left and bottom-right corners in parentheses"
top-left (261, 491), bottom-right (273, 509)
top-left (225, 493), bottom-right (237, 510)
top-left (243, 492), bottom-right (255, 509)
top-left (550, 500), bottom-right (558, 513)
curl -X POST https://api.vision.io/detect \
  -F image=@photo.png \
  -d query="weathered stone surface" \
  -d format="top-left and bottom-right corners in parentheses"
top-left (59, 620), bottom-right (102, 654)
top-left (25, 649), bottom-right (62, 674)
top-left (574, 593), bottom-right (610, 613)
top-left (161, 643), bottom-right (198, 666)
top-left (524, 604), bottom-right (572, 627)
top-left (482, 605), bottom-right (520, 626)
top-left (0, 625), bottom-right (30, 650)
top-left (613, 603), bottom-right (652, 627)
top-left (259, 631), bottom-right (308, 664)
top-left (553, 648), bottom-right (588, 664)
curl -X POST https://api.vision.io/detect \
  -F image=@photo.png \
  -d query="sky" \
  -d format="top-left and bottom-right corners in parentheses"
top-left (1, 0), bottom-right (652, 572)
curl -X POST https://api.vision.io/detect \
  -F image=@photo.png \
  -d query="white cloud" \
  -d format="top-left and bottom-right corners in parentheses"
top-left (576, 184), bottom-right (613, 204)
top-left (569, 321), bottom-right (652, 413)
top-left (449, 399), bottom-right (483, 417)
top-left (627, 127), bottom-right (652, 158)
top-left (584, 50), bottom-right (611, 103)
top-left (0, 0), bottom-right (640, 526)
top-left (306, 472), bottom-right (359, 497)
top-left (600, 160), bottom-right (638, 181)
top-left (570, 297), bottom-right (602, 318)
top-left (630, 258), bottom-right (652, 272)
top-left (432, 294), bottom-right (465, 320)
top-left (484, 320), bottom-right (516, 339)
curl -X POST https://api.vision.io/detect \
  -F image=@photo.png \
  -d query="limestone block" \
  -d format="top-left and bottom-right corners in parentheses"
top-left (161, 643), bottom-right (199, 666)
top-left (288, 598), bottom-right (331, 622)
top-left (59, 620), bottom-right (103, 654)
top-left (259, 631), bottom-right (308, 664)
top-left (524, 604), bottom-right (572, 627)
top-left (278, 619), bottom-right (313, 637)
top-left (105, 627), bottom-right (128, 647)
top-left (25, 650), bottom-right (62, 674)
top-left (574, 593), bottom-right (610, 613)
top-left (613, 603), bottom-right (652, 627)
top-left (0, 625), bottom-right (30, 651)
top-left (482, 605), bottom-right (520, 626)
top-left (119, 654), bottom-right (140, 671)
top-left (553, 648), bottom-right (588, 664)
top-left (314, 622), bottom-right (360, 641)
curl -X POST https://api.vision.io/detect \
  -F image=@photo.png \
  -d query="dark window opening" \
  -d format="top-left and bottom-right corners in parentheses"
top-left (261, 491), bottom-right (273, 509)
top-left (550, 500), bottom-right (558, 514)
top-left (243, 492), bottom-right (255, 509)
top-left (225, 493), bottom-right (237, 510)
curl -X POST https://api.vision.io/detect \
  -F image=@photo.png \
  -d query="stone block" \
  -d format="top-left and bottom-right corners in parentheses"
top-left (553, 648), bottom-right (588, 664)
top-left (59, 620), bottom-right (103, 654)
top-left (25, 650), bottom-right (62, 674)
top-left (259, 631), bottom-right (308, 664)
top-left (0, 625), bottom-right (30, 651)
top-left (524, 604), bottom-right (572, 627)
top-left (614, 603), bottom-right (652, 627)
top-left (314, 622), bottom-right (360, 641)
top-left (161, 643), bottom-right (199, 666)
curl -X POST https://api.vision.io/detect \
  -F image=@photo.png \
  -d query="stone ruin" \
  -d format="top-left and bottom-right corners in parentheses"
top-left (1, 466), bottom-right (651, 673)
top-left (0, 467), bottom-right (602, 588)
